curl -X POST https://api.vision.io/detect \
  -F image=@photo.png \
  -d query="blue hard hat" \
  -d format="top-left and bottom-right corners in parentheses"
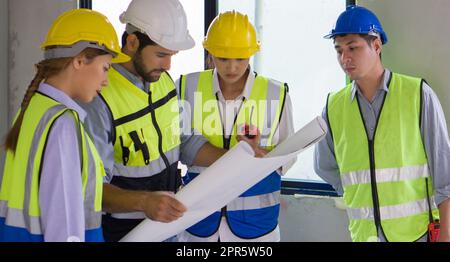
top-left (324, 5), bottom-right (388, 44)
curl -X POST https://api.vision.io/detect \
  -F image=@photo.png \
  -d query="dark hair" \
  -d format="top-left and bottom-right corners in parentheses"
top-left (334, 34), bottom-right (381, 58)
top-left (4, 48), bottom-right (108, 152)
top-left (205, 52), bottom-right (215, 70)
top-left (360, 34), bottom-right (382, 59)
top-left (122, 31), bottom-right (157, 51)
top-left (334, 33), bottom-right (379, 45)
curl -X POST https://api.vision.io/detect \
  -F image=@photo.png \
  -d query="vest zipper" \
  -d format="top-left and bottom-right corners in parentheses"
top-left (148, 90), bottom-right (171, 183)
top-left (356, 94), bottom-right (389, 242)
top-left (368, 140), bottom-right (384, 240)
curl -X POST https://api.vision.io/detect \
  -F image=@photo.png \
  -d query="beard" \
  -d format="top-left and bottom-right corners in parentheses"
top-left (133, 50), bottom-right (164, 83)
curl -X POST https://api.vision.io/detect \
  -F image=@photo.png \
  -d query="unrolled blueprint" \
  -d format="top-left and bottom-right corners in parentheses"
top-left (120, 116), bottom-right (327, 242)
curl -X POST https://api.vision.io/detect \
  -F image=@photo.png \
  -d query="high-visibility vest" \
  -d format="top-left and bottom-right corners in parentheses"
top-left (180, 70), bottom-right (287, 238)
top-left (327, 72), bottom-right (439, 242)
top-left (0, 92), bottom-right (105, 242)
top-left (100, 67), bottom-right (182, 221)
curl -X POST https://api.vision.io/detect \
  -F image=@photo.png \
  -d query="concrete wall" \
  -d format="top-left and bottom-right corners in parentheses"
top-left (279, 195), bottom-right (351, 241)
top-left (8, 0), bottom-right (77, 120)
top-left (1, 0), bottom-right (76, 172)
top-left (0, 0), bottom-right (8, 171)
top-left (359, 0), bottom-right (450, 129)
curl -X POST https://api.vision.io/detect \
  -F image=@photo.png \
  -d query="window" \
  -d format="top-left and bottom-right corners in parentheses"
top-left (218, 0), bottom-right (347, 181)
top-left (92, 0), bottom-right (204, 80)
top-left (92, 0), bottom-right (347, 182)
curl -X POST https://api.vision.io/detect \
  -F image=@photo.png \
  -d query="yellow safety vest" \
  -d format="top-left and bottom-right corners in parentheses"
top-left (328, 72), bottom-right (439, 242)
top-left (180, 70), bottom-right (286, 150)
top-left (0, 92), bottom-right (105, 240)
top-left (100, 67), bottom-right (181, 178)
top-left (180, 70), bottom-right (287, 238)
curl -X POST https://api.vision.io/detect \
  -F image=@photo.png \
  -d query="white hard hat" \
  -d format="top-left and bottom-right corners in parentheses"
top-left (120, 0), bottom-right (195, 51)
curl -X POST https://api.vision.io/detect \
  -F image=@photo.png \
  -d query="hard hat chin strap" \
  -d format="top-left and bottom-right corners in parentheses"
top-left (44, 41), bottom-right (116, 60)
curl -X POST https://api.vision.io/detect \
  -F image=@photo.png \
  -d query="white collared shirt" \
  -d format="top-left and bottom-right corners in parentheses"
top-left (212, 68), bottom-right (254, 139)
top-left (178, 68), bottom-right (295, 242)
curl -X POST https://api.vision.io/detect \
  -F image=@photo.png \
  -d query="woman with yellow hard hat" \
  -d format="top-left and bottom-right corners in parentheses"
top-left (0, 9), bottom-right (129, 242)
top-left (177, 10), bottom-right (295, 242)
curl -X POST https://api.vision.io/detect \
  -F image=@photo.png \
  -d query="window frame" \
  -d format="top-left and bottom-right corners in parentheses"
top-left (281, 0), bottom-right (354, 195)
top-left (84, 0), bottom-right (349, 196)
top-left (210, 0), bottom-right (356, 196)
top-left (282, 179), bottom-right (338, 197)
top-left (78, 0), bottom-right (92, 9)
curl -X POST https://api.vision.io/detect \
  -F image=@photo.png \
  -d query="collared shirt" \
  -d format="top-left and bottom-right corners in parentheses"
top-left (213, 68), bottom-right (255, 138)
top-left (38, 83), bottom-right (86, 242)
top-left (314, 69), bottom-right (450, 241)
top-left (79, 64), bottom-right (208, 183)
top-left (211, 68), bottom-right (294, 153)
top-left (175, 68), bottom-right (296, 174)
top-left (176, 68), bottom-right (295, 242)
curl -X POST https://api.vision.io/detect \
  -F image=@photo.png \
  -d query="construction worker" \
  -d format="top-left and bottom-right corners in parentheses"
top-left (314, 5), bottom-right (450, 242)
top-left (177, 11), bottom-right (295, 242)
top-left (0, 9), bottom-right (129, 242)
top-left (80, 0), bottom-right (265, 242)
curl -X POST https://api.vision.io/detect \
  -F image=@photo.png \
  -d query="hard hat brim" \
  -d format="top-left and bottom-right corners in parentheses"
top-left (323, 31), bottom-right (388, 45)
top-left (112, 51), bottom-right (131, 63)
top-left (151, 33), bottom-right (195, 51)
top-left (323, 32), bottom-right (336, 39)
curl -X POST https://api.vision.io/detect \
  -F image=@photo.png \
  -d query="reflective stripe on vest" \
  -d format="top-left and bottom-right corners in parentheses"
top-left (100, 67), bottom-right (181, 177)
top-left (112, 147), bottom-right (179, 178)
top-left (341, 164), bottom-right (429, 187)
top-left (227, 191), bottom-right (281, 211)
top-left (0, 93), bottom-right (104, 239)
top-left (346, 197), bottom-right (437, 220)
top-left (327, 72), bottom-right (439, 242)
top-left (110, 211), bottom-right (146, 220)
top-left (180, 70), bottom-right (285, 238)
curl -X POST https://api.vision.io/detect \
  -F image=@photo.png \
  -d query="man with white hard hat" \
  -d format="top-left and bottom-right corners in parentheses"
top-left (80, 0), bottom-right (262, 242)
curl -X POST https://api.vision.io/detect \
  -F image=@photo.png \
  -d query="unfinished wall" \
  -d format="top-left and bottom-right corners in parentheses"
top-left (359, 0), bottom-right (450, 129)
top-left (0, 0), bottom-right (8, 171)
top-left (8, 0), bottom-right (77, 120)
top-left (279, 195), bottom-right (351, 241)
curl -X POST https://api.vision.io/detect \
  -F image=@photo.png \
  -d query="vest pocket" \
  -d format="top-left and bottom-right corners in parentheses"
top-left (128, 129), bottom-right (150, 165)
top-left (118, 129), bottom-right (151, 166)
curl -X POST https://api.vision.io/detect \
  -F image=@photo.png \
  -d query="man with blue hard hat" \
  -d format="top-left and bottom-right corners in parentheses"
top-left (314, 5), bottom-right (450, 242)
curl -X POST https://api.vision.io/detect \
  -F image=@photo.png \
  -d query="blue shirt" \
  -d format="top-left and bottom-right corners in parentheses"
top-left (314, 69), bottom-right (450, 207)
top-left (38, 83), bottom-right (87, 242)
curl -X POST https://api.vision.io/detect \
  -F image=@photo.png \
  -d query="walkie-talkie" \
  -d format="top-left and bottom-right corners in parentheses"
top-left (428, 220), bottom-right (440, 242)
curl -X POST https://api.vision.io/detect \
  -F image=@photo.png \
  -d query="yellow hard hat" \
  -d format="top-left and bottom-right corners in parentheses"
top-left (41, 9), bottom-right (130, 63)
top-left (203, 10), bottom-right (260, 59)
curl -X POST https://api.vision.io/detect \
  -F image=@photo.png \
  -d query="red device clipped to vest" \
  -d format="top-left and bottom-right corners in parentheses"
top-left (245, 107), bottom-right (256, 139)
top-left (244, 125), bottom-right (256, 139)
top-left (428, 220), bottom-right (440, 242)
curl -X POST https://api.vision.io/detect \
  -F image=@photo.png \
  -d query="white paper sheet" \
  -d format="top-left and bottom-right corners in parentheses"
top-left (120, 116), bottom-right (327, 242)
